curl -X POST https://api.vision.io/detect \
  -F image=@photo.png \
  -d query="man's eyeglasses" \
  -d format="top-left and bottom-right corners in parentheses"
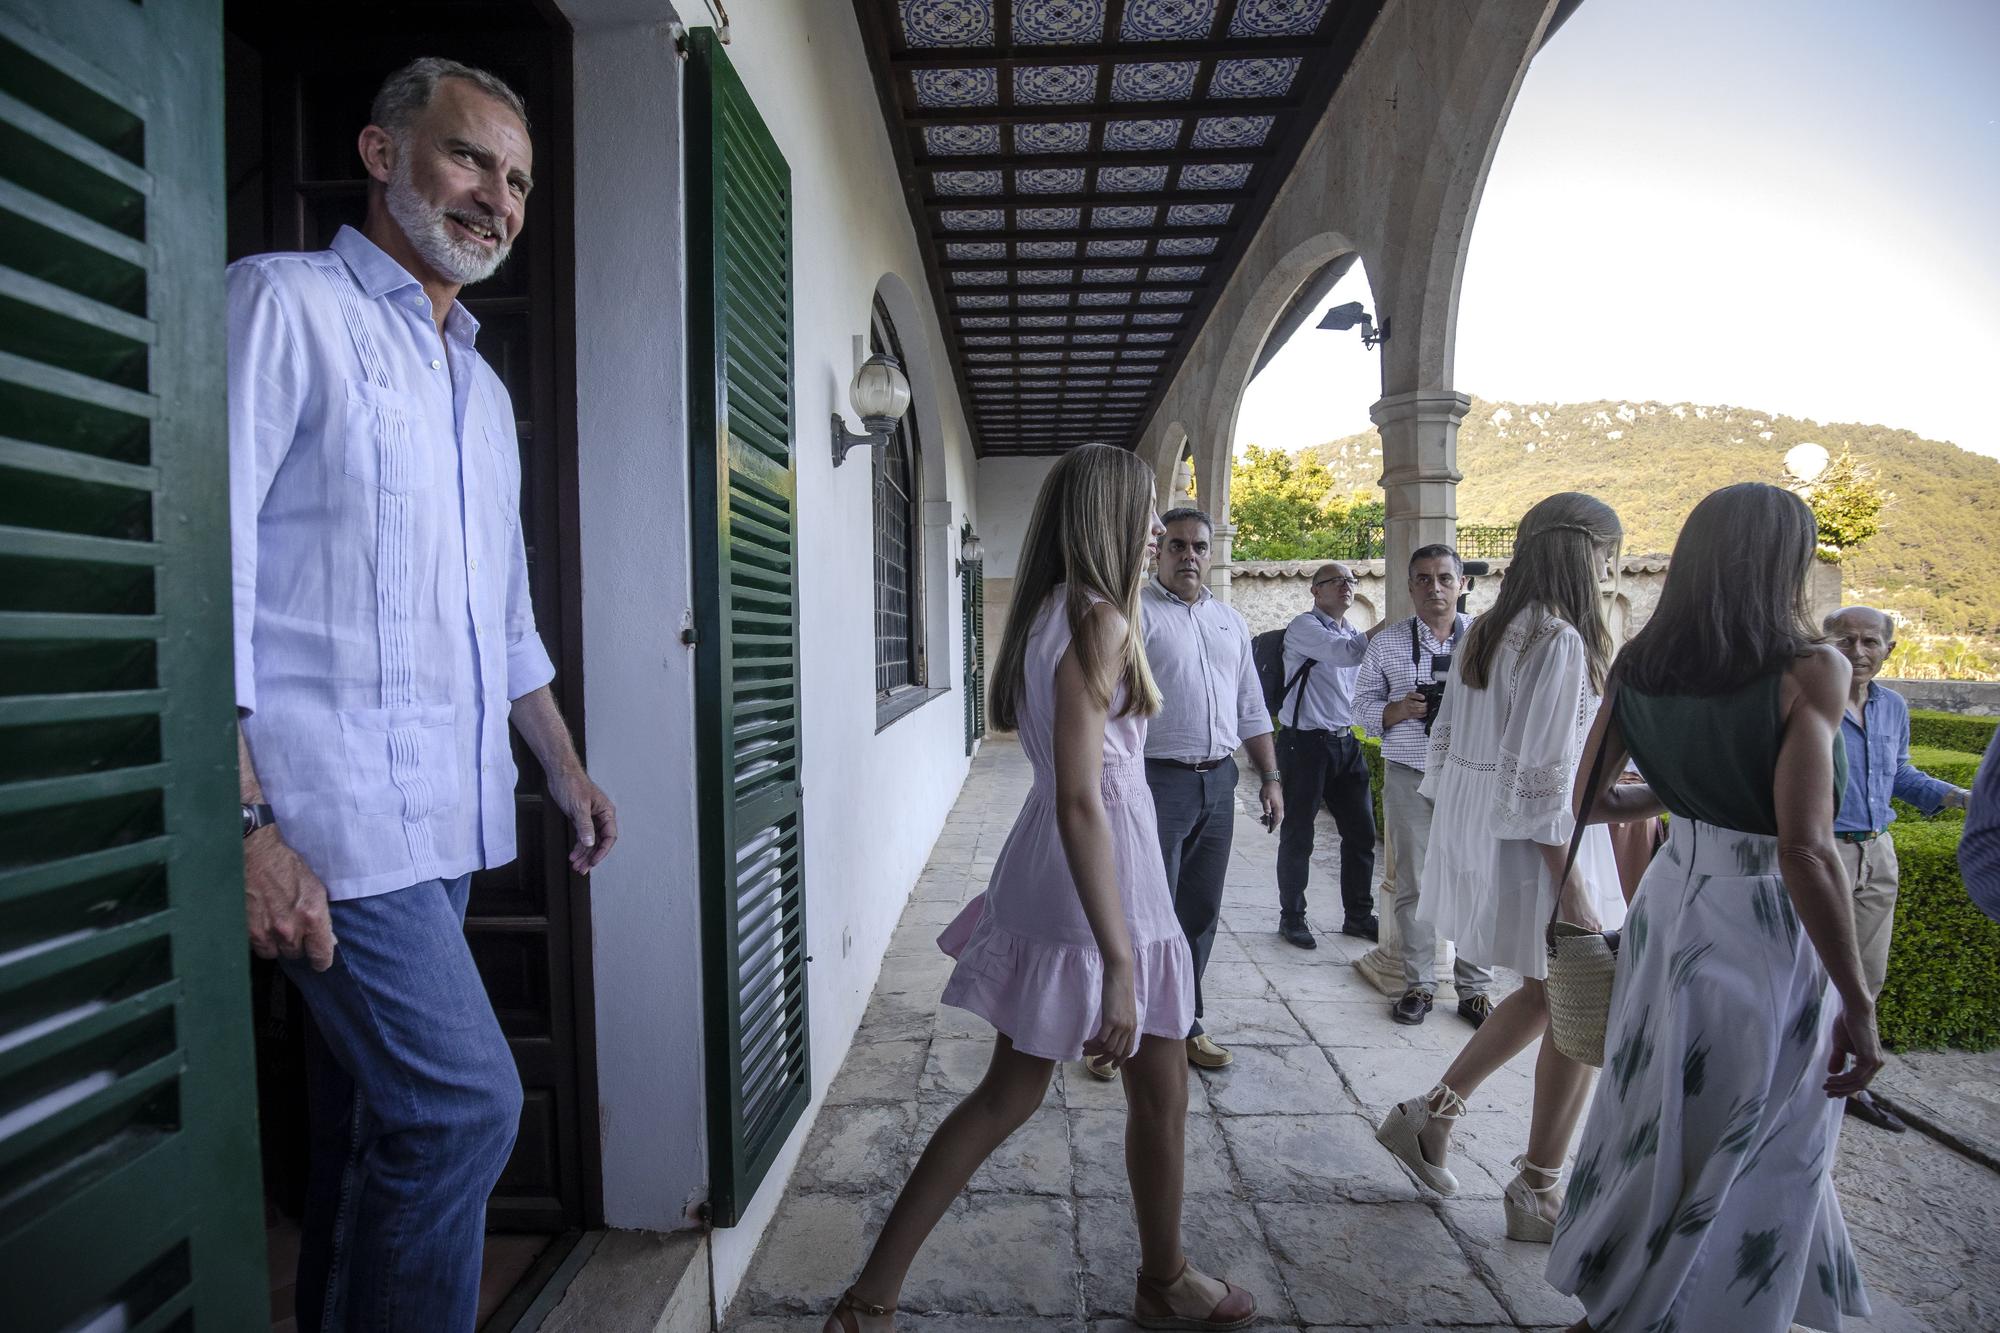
top-left (1313, 576), bottom-right (1359, 589)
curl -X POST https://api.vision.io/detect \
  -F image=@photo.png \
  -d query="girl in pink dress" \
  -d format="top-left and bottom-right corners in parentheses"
top-left (825, 445), bottom-right (1256, 1332)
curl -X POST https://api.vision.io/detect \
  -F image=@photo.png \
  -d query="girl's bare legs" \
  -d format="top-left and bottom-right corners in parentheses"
top-left (1414, 978), bottom-right (1595, 1225)
top-left (1120, 1033), bottom-right (1232, 1313)
top-left (832, 1035), bottom-right (1054, 1331)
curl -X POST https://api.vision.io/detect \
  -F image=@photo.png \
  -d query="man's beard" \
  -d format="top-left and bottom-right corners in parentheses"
top-left (385, 152), bottom-right (512, 286)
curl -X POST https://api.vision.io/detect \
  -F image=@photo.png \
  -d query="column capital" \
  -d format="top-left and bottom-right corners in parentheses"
top-left (1369, 389), bottom-right (1473, 429)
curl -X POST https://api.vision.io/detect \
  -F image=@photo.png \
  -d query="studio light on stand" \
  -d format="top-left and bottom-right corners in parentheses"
top-left (831, 350), bottom-right (913, 467)
top-left (1317, 300), bottom-right (1389, 350)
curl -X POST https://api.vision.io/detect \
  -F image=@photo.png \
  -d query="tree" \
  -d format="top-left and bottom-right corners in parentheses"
top-left (1229, 443), bottom-right (1377, 559)
top-left (1798, 450), bottom-right (1887, 563)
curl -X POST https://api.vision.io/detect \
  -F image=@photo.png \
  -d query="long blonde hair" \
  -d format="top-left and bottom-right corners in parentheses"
top-left (990, 444), bottom-right (1162, 731)
top-left (1458, 491), bottom-right (1622, 694)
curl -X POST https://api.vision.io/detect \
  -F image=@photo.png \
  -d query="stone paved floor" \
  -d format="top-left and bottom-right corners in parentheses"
top-left (731, 739), bottom-right (2000, 1332)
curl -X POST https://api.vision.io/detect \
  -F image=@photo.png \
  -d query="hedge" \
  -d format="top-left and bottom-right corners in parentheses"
top-left (1908, 708), bottom-right (1997, 756)
top-left (1880, 818), bottom-right (2000, 1050)
top-left (1356, 730), bottom-right (1384, 831)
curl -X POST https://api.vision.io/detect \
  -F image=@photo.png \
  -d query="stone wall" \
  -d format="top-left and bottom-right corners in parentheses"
top-left (1882, 678), bottom-right (2000, 718)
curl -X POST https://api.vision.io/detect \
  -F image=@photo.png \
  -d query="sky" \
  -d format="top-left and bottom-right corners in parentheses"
top-left (1234, 0), bottom-right (2000, 460)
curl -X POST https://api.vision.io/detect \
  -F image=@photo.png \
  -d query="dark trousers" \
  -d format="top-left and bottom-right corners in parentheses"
top-left (1276, 728), bottom-right (1377, 924)
top-left (1145, 756), bottom-right (1238, 1037)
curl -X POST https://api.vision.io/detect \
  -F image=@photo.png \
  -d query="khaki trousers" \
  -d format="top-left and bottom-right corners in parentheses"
top-left (1837, 833), bottom-right (1900, 1000)
top-left (1384, 761), bottom-right (1493, 996)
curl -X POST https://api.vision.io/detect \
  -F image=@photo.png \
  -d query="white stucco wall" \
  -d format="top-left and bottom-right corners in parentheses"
top-left (975, 455), bottom-right (1060, 580)
top-left (688, 7), bottom-right (982, 1312)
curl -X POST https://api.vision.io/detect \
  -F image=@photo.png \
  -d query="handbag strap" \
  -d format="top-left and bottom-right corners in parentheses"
top-left (1547, 677), bottom-right (1618, 946)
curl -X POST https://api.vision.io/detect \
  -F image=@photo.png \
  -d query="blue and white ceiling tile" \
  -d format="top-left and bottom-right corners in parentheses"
top-left (1209, 56), bottom-right (1302, 100)
top-left (934, 170), bottom-right (1003, 195)
top-left (1111, 61), bottom-right (1200, 102)
top-left (1139, 289), bottom-right (1194, 304)
top-left (1019, 351), bottom-right (1064, 361)
top-left (965, 352), bottom-right (1011, 361)
top-left (1072, 349), bottom-right (1117, 359)
top-left (960, 315), bottom-right (1011, 328)
top-left (1012, 122), bottom-right (1092, 153)
top-left (924, 124), bottom-right (1002, 155)
top-left (942, 209), bottom-right (1007, 230)
top-left (964, 335), bottom-right (1012, 346)
top-left (899, 0), bottom-right (996, 47)
top-left (1016, 167), bottom-right (1087, 193)
top-left (1073, 333), bottom-right (1121, 344)
top-left (1012, 0), bottom-right (1106, 43)
top-left (1178, 162), bottom-right (1253, 190)
top-left (1102, 119), bottom-right (1182, 151)
top-left (1019, 335), bottom-right (1066, 345)
top-left (1014, 65), bottom-right (1098, 105)
top-left (1082, 267), bottom-right (1141, 283)
top-left (1132, 312), bottom-right (1184, 324)
top-left (1018, 292), bottom-right (1072, 307)
top-left (955, 293), bottom-right (1009, 307)
top-left (946, 242), bottom-right (1007, 260)
top-left (1128, 331), bottom-right (1175, 342)
top-left (1154, 235), bottom-right (1218, 255)
top-left (1019, 269), bottom-right (1074, 284)
top-left (1091, 205), bottom-right (1158, 228)
top-left (1097, 165), bottom-right (1169, 192)
top-left (1017, 207), bottom-right (1083, 229)
top-left (954, 269), bottom-right (1008, 285)
top-left (1087, 239), bottom-right (1149, 257)
top-left (1119, 0), bottom-right (1219, 41)
top-left (1075, 314), bottom-right (1125, 326)
top-left (912, 67), bottom-right (999, 108)
top-left (1079, 291), bottom-right (1133, 305)
top-left (1191, 116), bottom-right (1275, 149)
top-left (1147, 265), bottom-right (1205, 282)
top-left (1227, 0), bottom-right (1331, 38)
top-left (1165, 203), bottom-right (1232, 225)
top-left (1017, 240), bottom-right (1078, 258)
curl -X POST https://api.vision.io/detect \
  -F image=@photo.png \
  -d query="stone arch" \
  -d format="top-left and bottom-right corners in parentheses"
top-left (1145, 418), bottom-right (1191, 510)
top-left (870, 270), bottom-right (954, 683)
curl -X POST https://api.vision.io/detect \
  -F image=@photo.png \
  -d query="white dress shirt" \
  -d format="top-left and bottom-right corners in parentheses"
top-left (1279, 608), bottom-right (1368, 732)
top-left (229, 226), bottom-right (555, 900)
top-left (1139, 577), bottom-right (1272, 762)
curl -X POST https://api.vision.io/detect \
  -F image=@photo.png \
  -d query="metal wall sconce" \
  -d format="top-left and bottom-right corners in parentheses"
top-left (831, 350), bottom-right (913, 467)
top-left (1317, 300), bottom-right (1389, 350)
top-left (957, 520), bottom-right (985, 574)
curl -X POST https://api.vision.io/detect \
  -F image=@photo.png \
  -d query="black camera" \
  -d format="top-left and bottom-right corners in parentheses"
top-left (1416, 652), bottom-right (1451, 733)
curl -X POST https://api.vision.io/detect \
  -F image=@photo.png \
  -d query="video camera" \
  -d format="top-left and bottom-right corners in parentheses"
top-left (1412, 559), bottom-right (1489, 733)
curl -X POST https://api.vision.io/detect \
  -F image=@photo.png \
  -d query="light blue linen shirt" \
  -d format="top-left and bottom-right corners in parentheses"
top-left (1833, 682), bottom-right (1955, 834)
top-left (228, 226), bottom-right (555, 900)
top-left (1279, 608), bottom-right (1367, 732)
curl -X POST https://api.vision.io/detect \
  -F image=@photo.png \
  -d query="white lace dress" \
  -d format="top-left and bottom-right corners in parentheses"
top-left (1416, 607), bottom-right (1623, 978)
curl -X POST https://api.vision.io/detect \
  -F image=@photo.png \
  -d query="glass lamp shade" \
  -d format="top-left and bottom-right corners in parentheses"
top-left (959, 531), bottom-right (985, 565)
top-left (851, 352), bottom-right (912, 434)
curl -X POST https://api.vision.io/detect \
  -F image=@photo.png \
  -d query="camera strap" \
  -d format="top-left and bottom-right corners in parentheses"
top-left (1410, 613), bottom-right (1469, 678)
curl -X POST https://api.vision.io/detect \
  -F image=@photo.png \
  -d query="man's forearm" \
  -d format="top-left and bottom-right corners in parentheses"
top-left (238, 722), bottom-right (266, 802)
top-left (511, 684), bottom-right (583, 778)
top-left (1244, 732), bottom-right (1278, 777)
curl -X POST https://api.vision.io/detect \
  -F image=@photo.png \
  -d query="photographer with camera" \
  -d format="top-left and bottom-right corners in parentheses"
top-left (1356, 545), bottom-right (1496, 1027)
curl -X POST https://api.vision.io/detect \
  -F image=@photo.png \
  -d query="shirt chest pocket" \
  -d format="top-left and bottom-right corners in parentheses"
top-left (342, 380), bottom-right (434, 494)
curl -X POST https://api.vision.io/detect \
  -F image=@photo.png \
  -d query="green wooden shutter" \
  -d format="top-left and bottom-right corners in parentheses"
top-left (685, 28), bottom-right (811, 1229)
top-left (0, 1), bottom-right (266, 1329)
top-left (961, 536), bottom-right (985, 754)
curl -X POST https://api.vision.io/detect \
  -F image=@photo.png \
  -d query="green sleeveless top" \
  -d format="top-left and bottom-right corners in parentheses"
top-left (1615, 671), bottom-right (1846, 837)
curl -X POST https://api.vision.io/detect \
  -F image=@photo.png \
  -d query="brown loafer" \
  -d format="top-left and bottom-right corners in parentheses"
top-left (1133, 1259), bottom-right (1256, 1330)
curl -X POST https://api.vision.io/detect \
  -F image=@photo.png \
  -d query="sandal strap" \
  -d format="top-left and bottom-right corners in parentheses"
top-left (837, 1287), bottom-right (897, 1316)
top-left (1424, 1082), bottom-right (1468, 1121)
top-left (1509, 1154), bottom-right (1564, 1190)
top-left (1134, 1257), bottom-right (1191, 1291)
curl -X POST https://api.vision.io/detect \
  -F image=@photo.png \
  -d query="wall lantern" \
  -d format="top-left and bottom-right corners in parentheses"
top-left (831, 350), bottom-right (913, 467)
top-left (957, 521), bottom-right (985, 573)
top-left (1316, 300), bottom-right (1389, 350)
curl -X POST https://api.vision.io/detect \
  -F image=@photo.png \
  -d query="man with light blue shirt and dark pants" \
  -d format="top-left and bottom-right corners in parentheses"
top-left (1823, 607), bottom-right (1968, 1132)
top-left (1275, 562), bottom-right (1377, 949)
top-left (230, 59), bottom-right (617, 1332)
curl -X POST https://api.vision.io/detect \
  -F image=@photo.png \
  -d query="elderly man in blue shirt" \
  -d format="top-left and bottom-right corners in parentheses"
top-left (230, 58), bottom-right (616, 1331)
top-left (1823, 607), bottom-right (1969, 1131)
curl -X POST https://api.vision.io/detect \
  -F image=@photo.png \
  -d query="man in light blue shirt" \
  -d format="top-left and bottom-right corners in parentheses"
top-left (230, 59), bottom-right (616, 1332)
top-left (1274, 562), bottom-right (1375, 949)
top-left (1823, 607), bottom-right (1967, 1132)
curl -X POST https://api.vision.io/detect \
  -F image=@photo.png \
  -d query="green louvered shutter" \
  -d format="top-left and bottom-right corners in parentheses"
top-left (685, 27), bottom-right (811, 1228)
top-left (0, 1), bottom-right (266, 1329)
top-left (961, 540), bottom-right (985, 754)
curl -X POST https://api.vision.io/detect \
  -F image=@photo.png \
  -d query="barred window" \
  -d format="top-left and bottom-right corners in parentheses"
top-left (871, 301), bottom-right (924, 698)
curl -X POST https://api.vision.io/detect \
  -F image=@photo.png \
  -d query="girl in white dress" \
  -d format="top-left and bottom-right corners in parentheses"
top-left (1375, 492), bottom-right (1627, 1244)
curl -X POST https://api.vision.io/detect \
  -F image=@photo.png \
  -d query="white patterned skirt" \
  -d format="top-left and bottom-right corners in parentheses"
top-left (1547, 819), bottom-right (1870, 1332)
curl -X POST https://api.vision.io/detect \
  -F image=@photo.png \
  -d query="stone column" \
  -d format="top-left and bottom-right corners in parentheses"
top-left (1354, 389), bottom-right (1469, 996)
top-left (1209, 522), bottom-right (1236, 605)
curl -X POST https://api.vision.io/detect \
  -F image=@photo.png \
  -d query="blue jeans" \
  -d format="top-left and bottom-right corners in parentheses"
top-left (281, 874), bottom-right (521, 1333)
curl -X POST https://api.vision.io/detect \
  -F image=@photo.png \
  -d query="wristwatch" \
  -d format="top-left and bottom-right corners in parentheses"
top-left (241, 802), bottom-right (277, 838)
top-left (1259, 770), bottom-right (1282, 784)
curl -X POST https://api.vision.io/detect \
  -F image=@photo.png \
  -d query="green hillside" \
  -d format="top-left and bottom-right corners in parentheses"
top-left (1300, 397), bottom-right (2000, 641)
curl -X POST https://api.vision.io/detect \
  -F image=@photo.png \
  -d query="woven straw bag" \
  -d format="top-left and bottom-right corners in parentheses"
top-left (1544, 682), bottom-right (1622, 1069)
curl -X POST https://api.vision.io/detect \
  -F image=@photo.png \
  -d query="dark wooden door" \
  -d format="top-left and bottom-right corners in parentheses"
top-left (222, 1), bottom-right (594, 1233)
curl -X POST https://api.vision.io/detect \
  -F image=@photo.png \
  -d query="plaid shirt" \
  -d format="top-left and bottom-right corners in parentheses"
top-left (1355, 613), bottom-right (1467, 770)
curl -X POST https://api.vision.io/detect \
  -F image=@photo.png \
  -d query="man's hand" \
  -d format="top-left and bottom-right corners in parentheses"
top-left (1259, 779), bottom-right (1284, 832)
top-left (1946, 786), bottom-right (1971, 811)
top-left (244, 830), bottom-right (337, 971)
top-left (548, 766), bottom-right (619, 873)
top-left (1382, 689), bottom-right (1427, 730)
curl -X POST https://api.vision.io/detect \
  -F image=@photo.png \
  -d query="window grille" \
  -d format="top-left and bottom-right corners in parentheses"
top-left (871, 301), bottom-right (924, 696)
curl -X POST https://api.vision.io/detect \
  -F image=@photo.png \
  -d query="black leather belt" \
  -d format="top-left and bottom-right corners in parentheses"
top-left (1148, 756), bottom-right (1231, 772)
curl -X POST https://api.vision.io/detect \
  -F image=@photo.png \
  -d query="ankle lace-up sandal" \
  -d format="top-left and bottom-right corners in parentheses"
top-left (1133, 1259), bottom-right (1257, 1330)
top-left (1374, 1082), bottom-right (1466, 1195)
top-left (826, 1287), bottom-right (896, 1331)
top-left (1501, 1155), bottom-right (1565, 1243)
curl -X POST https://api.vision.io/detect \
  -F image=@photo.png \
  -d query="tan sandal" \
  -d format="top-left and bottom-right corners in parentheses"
top-left (1374, 1081), bottom-right (1466, 1195)
top-left (1133, 1258), bottom-right (1257, 1330)
top-left (1501, 1155), bottom-right (1565, 1243)
top-left (825, 1286), bottom-right (896, 1331)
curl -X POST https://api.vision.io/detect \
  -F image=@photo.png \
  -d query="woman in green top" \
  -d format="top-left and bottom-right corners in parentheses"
top-left (1549, 483), bottom-right (1881, 1332)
